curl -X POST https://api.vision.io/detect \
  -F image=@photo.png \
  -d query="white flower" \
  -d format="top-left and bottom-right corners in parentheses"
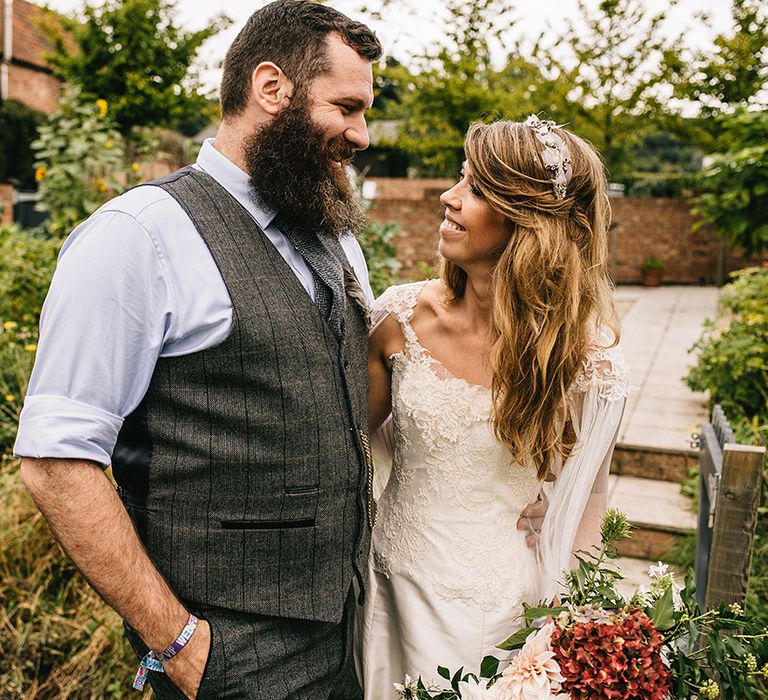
top-left (648, 561), bottom-right (670, 578)
top-left (494, 623), bottom-right (564, 699)
top-left (393, 674), bottom-right (418, 698)
top-left (458, 676), bottom-right (501, 699)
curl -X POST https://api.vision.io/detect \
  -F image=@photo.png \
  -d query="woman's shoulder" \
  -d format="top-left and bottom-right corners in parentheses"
top-left (570, 326), bottom-right (631, 401)
top-left (372, 279), bottom-right (442, 319)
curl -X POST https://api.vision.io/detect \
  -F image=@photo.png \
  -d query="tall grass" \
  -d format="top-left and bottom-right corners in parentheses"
top-left (0, 455), bottom-right (136, 698)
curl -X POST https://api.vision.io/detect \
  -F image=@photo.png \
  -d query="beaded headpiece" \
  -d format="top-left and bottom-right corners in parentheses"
top-left (523, 114), bottom-right (572, 199)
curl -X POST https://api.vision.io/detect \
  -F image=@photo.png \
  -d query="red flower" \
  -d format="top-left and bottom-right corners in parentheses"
top-left (551, 608), bottom-right (671, 699)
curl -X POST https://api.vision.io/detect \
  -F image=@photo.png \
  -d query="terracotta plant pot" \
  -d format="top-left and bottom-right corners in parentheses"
top-left (641, 268), bottom-right (663, 287)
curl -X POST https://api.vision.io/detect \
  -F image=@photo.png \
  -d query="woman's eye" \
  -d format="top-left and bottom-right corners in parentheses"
top-left (470, 183), bottom-right (483, 198)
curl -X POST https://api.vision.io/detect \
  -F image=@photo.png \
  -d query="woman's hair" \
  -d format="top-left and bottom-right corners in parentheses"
top-left (440, 119), bottom-right (619, 479)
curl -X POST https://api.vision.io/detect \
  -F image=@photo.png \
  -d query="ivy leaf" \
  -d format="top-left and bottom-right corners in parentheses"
top-left (480, 655), bottom-right (500, 678)
top-left (496, 626), bottom-right (536, 650)
top-left (650, 586), bottom-right (675, 630)
top-left (437, 666), bottom-right (450, 680)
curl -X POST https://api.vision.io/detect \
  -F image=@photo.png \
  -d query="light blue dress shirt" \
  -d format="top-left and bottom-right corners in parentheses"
top-left (14, 139), bottom-right (374, 466)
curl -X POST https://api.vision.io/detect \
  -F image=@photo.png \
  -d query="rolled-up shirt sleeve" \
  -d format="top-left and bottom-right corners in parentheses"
top-left (14, 207), bottom-right (174, 466)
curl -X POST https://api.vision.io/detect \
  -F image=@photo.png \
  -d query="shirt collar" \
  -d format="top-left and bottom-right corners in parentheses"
top-left (195, 137), bottom-right (277, 230)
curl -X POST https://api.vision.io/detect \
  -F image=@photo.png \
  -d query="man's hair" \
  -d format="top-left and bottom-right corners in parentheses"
top-left (220, 0), bottom-right (382, 117)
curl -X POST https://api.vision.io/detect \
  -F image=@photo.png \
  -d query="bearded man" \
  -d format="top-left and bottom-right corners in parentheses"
top-left (15, 2), bottom-right (381, 698)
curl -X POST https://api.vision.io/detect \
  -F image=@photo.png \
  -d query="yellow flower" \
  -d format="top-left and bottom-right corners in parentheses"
top-left (35, 166), bottom-right (47, 182)
top-left (700, 679), bottom-right (719, 698)
top-left (131, 162), bottom-right (141, 173)
top-left (95, 178), bottom-right (107, 193)
top-left (96, 99), bottom-right (108, 118)
top-left (2, 320), bottom-right (18, 330)
top-left (105, 139), bottom-right (114, 149)
top-left (24, 343), bottom-right (37, 352)
top-left (4, 394), bottom-right (14, 403)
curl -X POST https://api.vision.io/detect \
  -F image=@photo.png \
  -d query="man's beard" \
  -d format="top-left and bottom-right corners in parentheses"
top-left (244, 101), bottom-right (364, 239)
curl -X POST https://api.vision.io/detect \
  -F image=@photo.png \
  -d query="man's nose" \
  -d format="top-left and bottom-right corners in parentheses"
top-left (347, 114), bottom-right (370, 151)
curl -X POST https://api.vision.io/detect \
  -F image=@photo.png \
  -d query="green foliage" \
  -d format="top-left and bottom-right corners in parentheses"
top-left (0, 456), bottom-right (135, 698)
top-left (624, 172), bottom-right (699, 198)
top-left (670, 0), bottom-right (767, 118)
top-left (367, 1), bottom-right (542, 176)
top-left (642, 255), bottom-right (665, 271)
top-left (685, 266), bottom-right (768, 420)
top-left (32, 87), bottom-right (144, 237)
top-left (685, 265), bottom-right (768, 622)
top-left (532, 0), bottom-right (680, 182)
top-left (357, 217), bottom-right (401, 298)
top-left (43, 0), bottom-right (230, 139)
top-left (0, 223), bottom-right (59, 452)
top-left (0, 100), bottom-right (44, 189)
top-left (693, 110), bottom-right (768, 256)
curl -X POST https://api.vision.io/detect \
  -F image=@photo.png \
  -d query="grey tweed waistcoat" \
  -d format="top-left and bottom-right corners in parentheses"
top-left (112, 168), bottom-right (373, 624)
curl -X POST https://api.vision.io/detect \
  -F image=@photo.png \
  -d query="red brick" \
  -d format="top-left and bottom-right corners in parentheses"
top-left (366, 181), bottom-right (760, 284)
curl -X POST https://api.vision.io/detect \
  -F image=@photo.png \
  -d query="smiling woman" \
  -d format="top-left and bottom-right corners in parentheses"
top-left (357, 117), bottom-right (628, 697)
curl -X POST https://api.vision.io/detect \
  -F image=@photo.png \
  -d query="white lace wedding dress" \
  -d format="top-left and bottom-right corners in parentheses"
top-left (355, 281), bottom-right (630, 697)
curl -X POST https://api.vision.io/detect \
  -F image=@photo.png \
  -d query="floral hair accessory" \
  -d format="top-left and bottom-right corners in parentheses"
top-left (523, 114), bottom-right (572, 199)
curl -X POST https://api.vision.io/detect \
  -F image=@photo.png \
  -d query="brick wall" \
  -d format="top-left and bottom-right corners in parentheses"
top-left (366, 178), bottom-right (754, 284)
top-left (0, 184), bottom-right (13, 225)
top-left (1, 0), bottom-right (66, 114)
top-left (7, 62), bottom-right (61, 114)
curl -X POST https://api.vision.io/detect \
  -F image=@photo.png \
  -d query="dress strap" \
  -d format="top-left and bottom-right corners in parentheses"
top-left (370, 281), bottom-right (429, 357)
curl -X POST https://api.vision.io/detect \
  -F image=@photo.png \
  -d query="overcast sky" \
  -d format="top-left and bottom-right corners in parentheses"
top-left (41, 0), bottom-right (734, 93)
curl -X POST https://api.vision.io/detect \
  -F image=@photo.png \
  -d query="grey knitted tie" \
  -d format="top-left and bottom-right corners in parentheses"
top-left (277, 222), bottom-right (345, 339)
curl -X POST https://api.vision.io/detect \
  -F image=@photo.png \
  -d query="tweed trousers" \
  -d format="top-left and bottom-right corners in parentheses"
top-left (125, 590), bottom-right (362, 700)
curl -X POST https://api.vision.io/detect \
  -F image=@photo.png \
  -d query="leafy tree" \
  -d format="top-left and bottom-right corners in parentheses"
top-left (532, 0), bottom-right (680, 181)
top-left (693, 109), bottom-right (768, 256)
top-left (669, 0), bottom-right (767, 119)
top-left (43, 0), bottom-right (230, 141)
top-left (0, 101), bottom-right (44, 189)
top-left (665, 0), bottom-right (768, 155)
top-left (366, 0), bottom-right (542, 176)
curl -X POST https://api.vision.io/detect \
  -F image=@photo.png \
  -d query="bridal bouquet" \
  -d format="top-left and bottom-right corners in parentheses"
top-left (395, 510), bottom-right (768, 700)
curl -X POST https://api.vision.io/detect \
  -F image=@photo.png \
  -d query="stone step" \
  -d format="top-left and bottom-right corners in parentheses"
top-left (613, 557), bottom-right (686, 600)
top-left (608, 474), bottom-right (695, 560)
top-left (611, 442), bottom-right (698, 483)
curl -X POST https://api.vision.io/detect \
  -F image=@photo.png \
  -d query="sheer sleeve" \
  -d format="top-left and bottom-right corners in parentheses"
top-left (537, 335), bottom-right (630, 601)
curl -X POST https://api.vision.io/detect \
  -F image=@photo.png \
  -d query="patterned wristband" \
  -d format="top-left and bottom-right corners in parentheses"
top-left (160, 613), bottom-right (199, 661)
top-left (132, 614), bottom-right (199, 691)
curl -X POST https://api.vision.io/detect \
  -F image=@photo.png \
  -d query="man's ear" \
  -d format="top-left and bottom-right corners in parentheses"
top-left (250, 62), bottom-right (293, 116)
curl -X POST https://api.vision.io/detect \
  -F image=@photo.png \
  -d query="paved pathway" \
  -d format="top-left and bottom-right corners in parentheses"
top-left (615, 285), bottom-right (719, 451)
top-left (610, 285), bottom-right (719, 594)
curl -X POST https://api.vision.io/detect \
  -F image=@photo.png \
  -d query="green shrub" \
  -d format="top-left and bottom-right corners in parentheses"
top-left (684, 265), bottom-right (768, 622)
top-left (685, 266), bottom-right (768, 422)
top-left (0, 224), bottom-right (60, 453)
top-left (0, 224), bottom-right (60, 326)
top-left (357, 205), bottom-right (401, 298)
top-left (32, 87), bottom-right (142, 237)
top-left (0, 456), bottom-right (135, 698)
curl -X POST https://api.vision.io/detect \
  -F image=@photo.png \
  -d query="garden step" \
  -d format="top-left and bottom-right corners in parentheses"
top-left (614, 557), bottom-right (685, 600)
top-left (611, 442), bottom-right (697, 483)
top-left (607, 474), bottom-right (695, 560)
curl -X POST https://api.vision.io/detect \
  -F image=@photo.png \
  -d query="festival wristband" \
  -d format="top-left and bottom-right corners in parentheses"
top-left (132, 614), bottom-right (199, 691)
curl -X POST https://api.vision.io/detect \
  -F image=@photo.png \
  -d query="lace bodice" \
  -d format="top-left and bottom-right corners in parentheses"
top-left (370, 281), bottom-right (630, 612)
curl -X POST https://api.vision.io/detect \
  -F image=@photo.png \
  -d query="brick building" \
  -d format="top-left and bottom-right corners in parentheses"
top-left (1, 0), bottom-right (65, 114)
top-left (365, 178), bottom-right (752, 286)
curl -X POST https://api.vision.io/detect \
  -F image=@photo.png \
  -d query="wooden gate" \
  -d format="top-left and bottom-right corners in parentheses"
top-left (694, 405), bottom-right (765, 610)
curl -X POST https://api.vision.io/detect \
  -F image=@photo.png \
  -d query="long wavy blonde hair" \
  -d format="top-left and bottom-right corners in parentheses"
top-left (440, 120), bottom-right (619, 479)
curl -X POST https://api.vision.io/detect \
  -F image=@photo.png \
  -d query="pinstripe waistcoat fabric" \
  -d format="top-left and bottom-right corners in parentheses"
top-left (112, 168), bottom-right (373, 625)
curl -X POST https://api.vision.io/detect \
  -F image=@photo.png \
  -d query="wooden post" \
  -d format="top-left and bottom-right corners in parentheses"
top-left (705, 443), bottom-right (765, 610)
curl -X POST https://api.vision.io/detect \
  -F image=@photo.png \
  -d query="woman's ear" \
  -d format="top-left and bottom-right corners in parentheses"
top-left (249, 62), bottom-right (294, 116)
